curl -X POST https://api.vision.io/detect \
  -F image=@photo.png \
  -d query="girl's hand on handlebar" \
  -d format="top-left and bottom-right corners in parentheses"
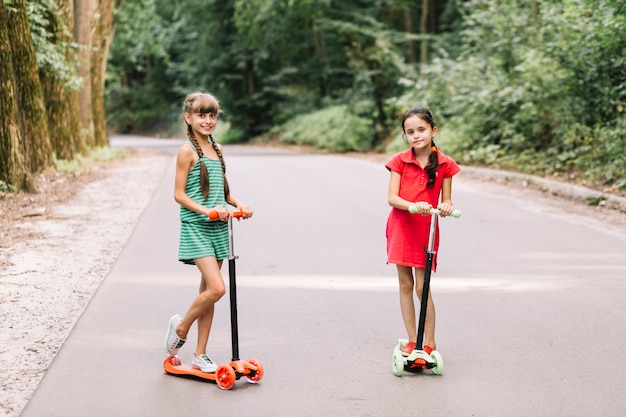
top-left (207, 205), bottom-right (229, 221)
top-left (436, 202), bottom-right (454, 217)
top-left (410, 201), bottom-right (432, 215)
top-left (237, 205), bottom-right (254, 220)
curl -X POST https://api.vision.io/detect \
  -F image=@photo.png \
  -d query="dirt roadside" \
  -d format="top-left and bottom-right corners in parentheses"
top-left (1, 144), bottom-right (625, 417)
top-left (0, 149), bottom-right (171, 417)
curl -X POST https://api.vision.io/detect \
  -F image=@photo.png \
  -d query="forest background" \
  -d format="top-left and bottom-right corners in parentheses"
top-left (1, 0), bottom-right (625, 198)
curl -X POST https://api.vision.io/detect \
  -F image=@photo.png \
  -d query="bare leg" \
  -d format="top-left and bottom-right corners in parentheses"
top-left (397, 265), bottom-right (417, 343)
top-left (175, 257), bottom-right (225, 357)
top-left (414, 268), bottom-right (436, 350)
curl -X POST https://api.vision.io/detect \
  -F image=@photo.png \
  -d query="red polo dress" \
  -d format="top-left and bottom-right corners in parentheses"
top-left (385, 149), bottom-right (460, 271)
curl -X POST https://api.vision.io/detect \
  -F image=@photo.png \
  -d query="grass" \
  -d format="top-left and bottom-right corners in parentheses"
top-left (54, 146), bottom-right (128, 174)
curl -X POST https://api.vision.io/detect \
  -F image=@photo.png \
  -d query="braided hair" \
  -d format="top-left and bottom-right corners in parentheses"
top-left (183, 92), bottom-right (230, 200)
top-left (402, 107), bottom-right (439, 188)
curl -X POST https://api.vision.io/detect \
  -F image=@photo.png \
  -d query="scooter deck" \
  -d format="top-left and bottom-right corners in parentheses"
top-left (163, 356), bottom-right (217, 382)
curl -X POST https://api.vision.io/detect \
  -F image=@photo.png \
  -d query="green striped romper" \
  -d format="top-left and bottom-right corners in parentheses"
top-left (178, 140), bottom-right (229, 265)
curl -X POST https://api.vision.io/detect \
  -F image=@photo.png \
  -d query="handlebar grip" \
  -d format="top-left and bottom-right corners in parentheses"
top-left (429, 208), bottom-right (462, 218)
top-left (208, 210), bottom-right (244, 220)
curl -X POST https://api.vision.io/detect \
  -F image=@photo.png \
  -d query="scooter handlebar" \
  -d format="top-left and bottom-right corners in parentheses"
top-left (408, 205), bottom-right (461, 218)
top-left (207, 210), bottom-right (244, 220)
top-left (431, 208), bottom-right (461, 218)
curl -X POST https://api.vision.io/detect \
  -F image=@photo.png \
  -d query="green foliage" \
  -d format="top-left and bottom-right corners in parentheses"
top-left (391, 0), bottom-right (626, 192)
top-left (27, 0), bottom-right (80, 89)
top-left (105, 0), bottom-right (626, 193)
top-left (105, 0), bottom-right (176, 132)
top-left (54, 146), bottom-right (128, 174)
top-left (273, 105), bottom-right (373, 152)
top-left (219, 126), bottom-right (246, 144)
top-left (0, 181), bottom-right (17, 197)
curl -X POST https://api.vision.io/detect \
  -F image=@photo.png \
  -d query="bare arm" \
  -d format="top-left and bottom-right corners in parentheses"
top-left (437, 177), bottom-right (454, 217)
top-left (173, 145), bottom-right (219, 217)
top-left (226, 194), bottom-right (253, 219)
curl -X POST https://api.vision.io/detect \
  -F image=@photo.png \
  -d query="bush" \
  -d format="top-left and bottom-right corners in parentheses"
top-left (389, 0), bottom-right (626, 193)
top-left (274, 105), bottom-right (373, 152)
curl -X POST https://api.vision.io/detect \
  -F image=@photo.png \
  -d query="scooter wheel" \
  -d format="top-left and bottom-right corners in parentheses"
top-left (245, 358), bottom-right (264, 384)
top-left (392, 349), bottom-right (404, 377)
top-left (430, 350), bottom-right (444, 375)
top-left (215, 364), bottom-right (236, 390)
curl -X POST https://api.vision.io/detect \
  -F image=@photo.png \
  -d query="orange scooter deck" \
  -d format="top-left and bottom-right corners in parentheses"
top-left (163, 356), bottom-right (218, 382)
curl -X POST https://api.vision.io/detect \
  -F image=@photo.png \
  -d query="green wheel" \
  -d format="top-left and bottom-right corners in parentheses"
top-left (431, 350), bottom-right (444, 375)
top-left (392, 349), bottom-right (404, 377)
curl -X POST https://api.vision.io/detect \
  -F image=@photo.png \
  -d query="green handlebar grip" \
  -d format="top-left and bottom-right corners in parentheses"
top-left (428, 208), bottom-right (462, 218)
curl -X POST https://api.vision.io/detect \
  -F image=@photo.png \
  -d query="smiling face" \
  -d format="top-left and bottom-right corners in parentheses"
top-left (403, 114), bottom-right (438, 154)
top-left (183, 93), bottom-right (221, 139)
top-left (184, 111), bottom-right (217, 139)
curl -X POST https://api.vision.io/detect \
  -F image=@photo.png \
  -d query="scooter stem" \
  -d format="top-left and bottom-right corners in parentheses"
top-left (228, 215), bottom-right (240, 361)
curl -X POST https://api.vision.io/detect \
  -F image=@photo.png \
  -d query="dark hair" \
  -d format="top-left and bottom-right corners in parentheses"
top-left (183, 92), bottom-right (230, 200)
top-left (402, 107), bottom-right (439, 188)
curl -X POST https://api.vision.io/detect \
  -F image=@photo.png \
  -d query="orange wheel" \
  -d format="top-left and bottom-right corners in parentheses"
top-left (215, 365), bottom-right (236, 390)
top-left (245, 358), bottom-right (264, 384)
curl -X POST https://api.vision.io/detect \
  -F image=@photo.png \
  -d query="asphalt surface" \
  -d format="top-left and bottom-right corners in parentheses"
top-left (20, 136), bottom-right (626, 417)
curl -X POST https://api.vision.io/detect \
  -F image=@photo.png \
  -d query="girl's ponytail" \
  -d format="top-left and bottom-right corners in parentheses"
top-left (425, 142), bottom-right (439, 188)
top-left (209, 135), bottom-right (230, 200)
top-left (187, 125), bottom-right (210, 199)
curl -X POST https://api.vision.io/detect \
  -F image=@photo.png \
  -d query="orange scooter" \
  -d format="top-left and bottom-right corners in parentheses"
top-left (163, 210), bottom-right (264, 390)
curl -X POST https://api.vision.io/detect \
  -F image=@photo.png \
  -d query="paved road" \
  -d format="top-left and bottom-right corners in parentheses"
top-left (21, 136), bottom-right (626, 417)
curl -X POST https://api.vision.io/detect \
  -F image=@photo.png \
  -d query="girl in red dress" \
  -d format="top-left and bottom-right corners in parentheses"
top-left (385, 107), bottom-right (460, 356)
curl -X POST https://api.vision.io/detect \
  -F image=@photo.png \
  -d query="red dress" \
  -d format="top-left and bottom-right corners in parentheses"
top-left (385, 149), bottom-right (460, 271)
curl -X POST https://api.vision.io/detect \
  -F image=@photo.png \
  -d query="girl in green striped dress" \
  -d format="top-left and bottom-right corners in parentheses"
top-left (164, 92), bottom-right (253, 373)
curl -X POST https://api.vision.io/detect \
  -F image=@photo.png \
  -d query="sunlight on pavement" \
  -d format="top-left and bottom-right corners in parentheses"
top-left (235, 274), bottom-right (565, 292)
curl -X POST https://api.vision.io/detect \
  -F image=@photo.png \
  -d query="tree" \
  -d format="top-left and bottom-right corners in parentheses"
top-left (74, 0), bottom-right (96, 146)
top-left (0, 0), bottom-right (121, 191)
top-left (5, 0), bottom-right (53, 174)
top-left (91, 0), bottom-right (124, 147)
top-left (420, 0), bottom-right (429, 64)
top-left (38, 0), bottom-right (85, 160)
top-left (0, 2), bottom-right (32, 191)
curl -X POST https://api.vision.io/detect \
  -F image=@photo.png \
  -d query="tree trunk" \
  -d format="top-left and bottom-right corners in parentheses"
top-left (74, 0), bottom-right (96, 147)
top-left (420, 0), bottom-right (429, 65)
top-left (41, 0), bottom-right (84, 160)
top-left (312, 21), bottom-right (331, 97)
top-left (404, 3), bottom-right (417, 63)
top-left (5, 0), bottom-right (53, 174)
top-left (91, 0), bottom-right (123, 147)
top-left (0, 3), bottom-right (32, 191)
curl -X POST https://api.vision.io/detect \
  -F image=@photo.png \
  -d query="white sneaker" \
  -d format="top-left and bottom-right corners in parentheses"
top-left (165, 314), bottom-right (185, 356)
top-left (192, 354), bottom-right (218, 373)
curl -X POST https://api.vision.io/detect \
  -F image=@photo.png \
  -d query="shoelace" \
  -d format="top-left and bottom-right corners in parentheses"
top-left (195, 355), bottom-right (213, 365)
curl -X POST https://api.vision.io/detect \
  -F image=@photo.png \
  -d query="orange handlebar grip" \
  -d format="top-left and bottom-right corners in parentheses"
top-left (208, 210), bottom-right (244, 220)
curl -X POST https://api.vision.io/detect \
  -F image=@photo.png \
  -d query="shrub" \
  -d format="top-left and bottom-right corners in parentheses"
top-left (275, 105), bottom-right (373, 152)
